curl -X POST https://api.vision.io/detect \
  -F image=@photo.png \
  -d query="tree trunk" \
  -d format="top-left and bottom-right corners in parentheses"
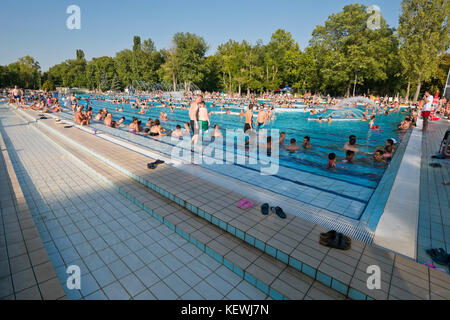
top-left (238, 83), bottom-right (241, 96)
top-left (405, 81), bottom-right (410, 101)
top-left (413, 73), bottom-right (422, 102)
top-left (345, 81), bottom-right (351, 98)
top-left (172, 73), bottom-right (176, 91)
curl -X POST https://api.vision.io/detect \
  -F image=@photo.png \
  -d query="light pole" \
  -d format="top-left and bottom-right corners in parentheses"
top-left (353, 69), bottom-right (360, 97)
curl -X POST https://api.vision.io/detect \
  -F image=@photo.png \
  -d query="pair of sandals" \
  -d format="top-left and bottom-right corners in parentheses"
top-left (147, 159), bottom-right (164, 169)
top-left (261, 203), bottom-right (286, 219)
top-left (426, 248), bottom-right (450, 267)
top-left (429, 163), bottom-right (442, 168)
top-left (319, 230), bottom-right (351, 250)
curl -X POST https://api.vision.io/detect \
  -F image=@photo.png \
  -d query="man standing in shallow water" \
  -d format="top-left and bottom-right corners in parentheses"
top-left (189, 94), bottom-right (203, 136)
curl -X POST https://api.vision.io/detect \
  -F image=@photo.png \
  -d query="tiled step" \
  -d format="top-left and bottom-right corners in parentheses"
top-left (19, 111), bottom-right (346, 300)
top-left (14, 107), bottom-right (450, 300)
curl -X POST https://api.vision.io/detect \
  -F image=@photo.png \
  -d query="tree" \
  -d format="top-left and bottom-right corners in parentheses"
top-left (42, 80), bottom-right (55, 91)
top-left (161, 32), bottom-right (208, 91)
top-left (85, 56), bottom-right (116, 90)
top-left (99, 73), bottom-right (110, 92)
top-left (110, 75), bottom-right (121, 92)
top-left (422, 53), bottom-right (450, 94)
top-left (398, 0), bottom-right (449, 101)
top-left (200, 55), bottom-right (223, 92)
top-left (7, 56), bottom-right (41, 89)
top-left (309, 4), bottom-right (398, 96)
top-left (217, 40), bottom-right (245, 93)
top-left (263, 29), bottom-right (302, 91)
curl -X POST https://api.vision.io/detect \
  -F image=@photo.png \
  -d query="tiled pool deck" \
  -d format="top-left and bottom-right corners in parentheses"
top-left (0, 122), bottom-right (66, 300)
top-left (1, 103), bottom-right (449, 300)
top-left (417, 120), bottom-right (450, 268)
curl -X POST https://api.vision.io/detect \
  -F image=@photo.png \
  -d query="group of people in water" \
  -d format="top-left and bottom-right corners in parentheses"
top-left (6, 86), bottom-right (447, 171)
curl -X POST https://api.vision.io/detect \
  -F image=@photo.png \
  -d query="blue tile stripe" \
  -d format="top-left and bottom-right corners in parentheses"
top-left (17, 108), bottom-right (377, 301)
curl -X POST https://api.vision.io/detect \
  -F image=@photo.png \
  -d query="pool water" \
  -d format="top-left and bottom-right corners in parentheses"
top-left (46, 94), bottom-right (414, 221)
top-left (72, 95), bottom-right (406, 190)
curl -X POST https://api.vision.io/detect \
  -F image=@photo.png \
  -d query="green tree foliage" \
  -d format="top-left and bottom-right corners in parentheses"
top-left (41, 80), bottom-right (55, 91)
top-left (85, 56), bottom-right (116, 90)
top-left (6, 56), bottom-right (41, 89)
top-left (398, 0), bottom-right (449, 101)
top-left (1, 3), bottom-right (448, 96)
top-left (309, 4), bottom-right (399, 96)
top-left (161, 32), bottom-right (208, 91)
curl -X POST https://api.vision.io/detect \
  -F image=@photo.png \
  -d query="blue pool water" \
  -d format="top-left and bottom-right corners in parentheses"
top-left (70, 95), bottom-right (407, 190)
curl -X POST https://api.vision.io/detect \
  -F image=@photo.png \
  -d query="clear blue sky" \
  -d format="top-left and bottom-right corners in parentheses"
top-left (0, 0), bottom-right (403, 71)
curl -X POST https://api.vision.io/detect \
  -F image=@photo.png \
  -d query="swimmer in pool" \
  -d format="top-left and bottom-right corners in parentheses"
top-left (327, 153), bottom-right (337, 169)
top-left (371, 149), bottom-right (386, 163)
top-left (342, 150), bottom-right (355, 164)
top-left (302, 136), bottom-right (311, 149)
top-left (285, 138), bottom-right (300, 152)
top-left (344, 135), bottom-right (359, 152)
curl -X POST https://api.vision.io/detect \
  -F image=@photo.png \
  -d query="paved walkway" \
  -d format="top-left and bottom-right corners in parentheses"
top-left (417, 120), bottom-right (450, 271)
top-left (0, 105), bottom-right (271, 300)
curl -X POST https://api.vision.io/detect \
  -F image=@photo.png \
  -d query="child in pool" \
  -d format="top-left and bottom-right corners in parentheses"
top-left (327, 153), bottom-right (337, 169)
top-left (342, 150), bottom-right (355, 164)
top-left (371, 150), bottom-right (386, 163)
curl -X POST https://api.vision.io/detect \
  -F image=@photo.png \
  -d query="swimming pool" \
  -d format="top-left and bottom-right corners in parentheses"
top-left (56, 95), bottom-right (409, 220)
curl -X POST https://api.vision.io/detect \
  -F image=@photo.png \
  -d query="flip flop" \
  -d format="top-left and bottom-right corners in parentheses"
top-left (237, 198), bottom-right (253, 209)
top-left (237, 199), bottom-right (248, 208)
top-left (64, 125), bottom-right (72, 128)
top-left (423, 262), bottom-right (435, 269)
top-left (429, 163), bottom-right (442, 168)
top-left (154, 159), bottom-right (165, 165)
top-left (320, 233), bottom-right (351, 250)
top-left (426, 248), bottom-right (449, 265)
top-left (241, 200), bottom-right (254, 209)
top-left (271, 206), bottom-right (286, 219)
top-left (261, 203), bottom-right (269, 215)
top-left (320, 230), bottom-right (337, 240)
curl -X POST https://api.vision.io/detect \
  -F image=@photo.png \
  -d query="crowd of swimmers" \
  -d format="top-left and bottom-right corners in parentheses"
top-left (5, 86), bottom-right (449, 171)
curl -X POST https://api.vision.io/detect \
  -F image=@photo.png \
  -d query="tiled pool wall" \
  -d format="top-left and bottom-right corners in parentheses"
top-left (14, 107), bottom-right (377, 300)
top-left (360, 128), bottom-right (413, 231)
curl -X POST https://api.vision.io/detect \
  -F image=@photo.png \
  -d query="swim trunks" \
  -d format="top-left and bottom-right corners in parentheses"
top-left (244, 123), bottom-right (251, 132)
top-left (190, 120), bottom-right (198, 135)
top-left (198, 120), bottom-right (209, 131)
top-left (421, 111), bottom-right (431, 119)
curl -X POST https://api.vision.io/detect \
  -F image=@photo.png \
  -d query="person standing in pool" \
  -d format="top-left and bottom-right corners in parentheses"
top-left (198, 102), bottom-right (210, 132)
top-left (189, 94), bottom-right (203, 136)
top-left (344, 135), bottom-right (359, 152)
top-left (244, 104), bottom-right (254, 133)
top-left (256, 106), bottom-right (266, 128)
